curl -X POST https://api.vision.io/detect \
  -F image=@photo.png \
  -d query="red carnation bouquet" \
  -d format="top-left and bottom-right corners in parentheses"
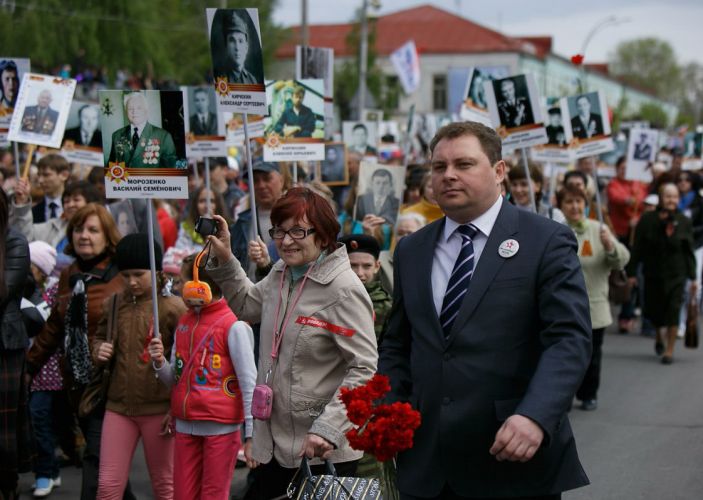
top-left (340, 374), bottom-right (421, 462)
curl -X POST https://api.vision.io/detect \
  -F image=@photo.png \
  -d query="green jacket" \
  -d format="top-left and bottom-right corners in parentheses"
top-left (365, 278), bottom-right (392, 341)
top-left (108, 122), bottom-right (178, 168)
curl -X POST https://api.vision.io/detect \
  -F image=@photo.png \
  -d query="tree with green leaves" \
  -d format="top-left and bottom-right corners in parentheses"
top-left (608, 38), bottom-right (681, 100)
top-left (0, 0), bottom-right (285, 85)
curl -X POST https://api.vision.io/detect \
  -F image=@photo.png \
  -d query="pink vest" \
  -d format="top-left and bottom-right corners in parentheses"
top-left (170, 299), bottom-right (244, 424)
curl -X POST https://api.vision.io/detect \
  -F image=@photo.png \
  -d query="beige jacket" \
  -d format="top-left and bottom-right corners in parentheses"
top-left (211, 245), bottom-right (378, 467)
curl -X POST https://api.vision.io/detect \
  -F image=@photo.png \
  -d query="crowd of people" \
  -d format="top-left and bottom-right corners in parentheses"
top-left (0, 114), bottom-right (698, 500)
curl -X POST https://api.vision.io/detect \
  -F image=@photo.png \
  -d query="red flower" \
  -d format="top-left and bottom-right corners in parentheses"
top-left (340, 374), bottom-right (421, 461)
top-left (571, 54), bottom-right (584, 66)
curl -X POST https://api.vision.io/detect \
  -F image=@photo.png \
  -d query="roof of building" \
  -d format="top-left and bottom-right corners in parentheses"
top-left (276, 4), bottom-right (530, 58)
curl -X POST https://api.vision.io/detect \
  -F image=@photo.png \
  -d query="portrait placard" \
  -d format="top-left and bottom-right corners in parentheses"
top-left (355, 161), bottom-right (406, 225)
top-left (560, 90), bottom-right (614, 159)
top-left (60, 101), bottom-right (103, 166)
top-left (0, 58), bottom-right (30, 142)
top-left (459, 66), bottom-right (509, 126)
top-left (625, 128), bottom-right (658, 181)
top-left (8, 73), bottom-right (76, 148)
top-left (223, 112), bottom-right (265, 145)
top-left (531, 97), bottom-right (573, 164)
top-left (682, 131), bottom-right (703, 171)
top-left (182, 85), bottom-right (227, 157)
top-left (296, 46), bottom-right (334, 139)
top-left (483, 73), bottom-right (547, 152)
top-left (343, 121), bottom-right (378, 157)
top-left (207, 8), bottom-right (266, 115)
top-left (99, 90), bottom-right (188, 199)
top-left (317, 142), bottom-right (348, 186)
top-left (263, 79), bottom-right (325, 161)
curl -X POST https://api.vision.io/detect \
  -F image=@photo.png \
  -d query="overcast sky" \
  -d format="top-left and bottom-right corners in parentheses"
top-left (273, 0), bottom-right (703, 66)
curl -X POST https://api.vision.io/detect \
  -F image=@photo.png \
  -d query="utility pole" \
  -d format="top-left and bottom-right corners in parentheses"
top-left (301, 0), bottom-right (309, 47)
top-left (358, 0), bottom-right (369, 119)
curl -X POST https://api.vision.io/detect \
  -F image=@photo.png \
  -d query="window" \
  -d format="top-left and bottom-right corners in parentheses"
top-left (433, 74), bottom-right (447, 111)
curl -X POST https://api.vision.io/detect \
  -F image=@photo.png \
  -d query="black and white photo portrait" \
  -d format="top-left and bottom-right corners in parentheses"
top-left (546, 107), bottom-right (566, 146)
top-left (569, 93), bottom-right (604, 139)
top-left (343, 121), bottom-right (378, 156)
top-left (493, 76), bottom-right (535, 128)
top-left (319, 142), bottom-right (348, 186)
top-left (355, 163), bottom-right (404, 225)
top-left (188, 87), bottom-right (218, 136)
top-left (63, 103), bottom-right (102, 148)
top-left (209, 9), bottom-right (264, 85)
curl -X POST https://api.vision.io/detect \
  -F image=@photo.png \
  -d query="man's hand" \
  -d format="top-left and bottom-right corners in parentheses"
top-left (96, 342), bottom-right (114, 363)
top-left (14, 177), bottom-right (30, 206)
top-left (490, 415), bottom-right (544, 463)
top-left (207, 214), bottom-right (234, 264)
top-left (282, 125), bottom-right (301, 138)
top-left (299, 433), bottom-right (334, 459)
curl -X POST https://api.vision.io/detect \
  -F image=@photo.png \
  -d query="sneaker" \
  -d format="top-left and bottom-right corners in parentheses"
top-left (33, 477), bottom-right (54, 497)
top-left (580, 399), bottom-right (598, 411)
top-left (52, 476), bottom-right (61, 488)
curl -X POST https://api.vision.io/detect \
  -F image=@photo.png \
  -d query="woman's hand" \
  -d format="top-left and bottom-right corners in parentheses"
top-left (159, 412), bottom-right (173, 437)
top-left (207, 214), bottom-right (234, 264)
top-left (299, 433), bottom-right (334, 459)
top-left (361, 214), bottom-right (386, 236)
top-left (244, 438), bottom-right (258, 468)
top-left (248, 236), bottom-right (271, 268)
top-left (148, 337), bottom-right (165, 367)
top-left (599, 226), bottom-right (615, 252)
top-left (96, 342), bottom-right (113, 363)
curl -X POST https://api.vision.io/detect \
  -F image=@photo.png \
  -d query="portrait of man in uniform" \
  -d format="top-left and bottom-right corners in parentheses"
top-left (20, 89), bottom-right (59, 136)
top-left (546, 107), bottom-right (566, 146)
top-left (211, 9), bottom-right (264, 85)
top-left (107, 92), bottom-right (178, 168)
top-left (633, 132), bottom-right (653, 161)
top-left (189, 87), bottom-right (218, 136)
top-left (495, 77), bottom-right (534, 128)
top-left (570, 94), bottom-right (604, 139)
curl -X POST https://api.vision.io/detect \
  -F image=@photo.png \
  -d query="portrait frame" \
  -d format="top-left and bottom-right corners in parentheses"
top-left (354, 161), bottom-right (406, 225)
top-left (7, 72), bottom-right (76, 149)
top-left (483, 73), bottom-right (547, 152)
top-left (99, 89), bottom-right (189, 199)
top-left (531, 97), bottom-right (574, 164)
top-left (0, 57), bottom-right (30, 133)
top-left (182, 85), bottom-right (227, 157)
top-left (207, 8), bottom-right (266, 115)
top-left (60, 100), bottom-right (103, 166)
top-left (625, 128), bottom-right (658, 181)
top-left (560, 90), bottom-right (614, 159)
top-left (317, 142), bottom-right (348, 186)
top-left (263, 79), bottom-right (325, 161)
top-left (342, 121), bottom-right (378, 158)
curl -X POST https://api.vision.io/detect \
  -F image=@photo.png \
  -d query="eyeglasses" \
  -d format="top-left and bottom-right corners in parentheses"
top-left (268, 227), bottom-right (316, 240)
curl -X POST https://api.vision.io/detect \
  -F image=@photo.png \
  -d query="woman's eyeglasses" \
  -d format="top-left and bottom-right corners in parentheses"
top-left (268, 227), bottom-right (316, 240)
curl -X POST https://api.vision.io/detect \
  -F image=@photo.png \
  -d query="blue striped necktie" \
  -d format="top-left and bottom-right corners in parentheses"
top-left (440, 224), bottom-right (479, 337)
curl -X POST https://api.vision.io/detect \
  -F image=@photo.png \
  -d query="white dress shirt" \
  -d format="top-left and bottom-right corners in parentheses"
top-left (431, 195), bottom-right (503, 316)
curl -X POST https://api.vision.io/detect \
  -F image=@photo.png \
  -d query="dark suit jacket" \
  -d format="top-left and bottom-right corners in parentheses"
top-left (32, 198), bottom-right (47, 224)
top-left (63, 126), bottom-right (103, 148)
top-left (355, 191), bottom-right (400, 225)
top-left (571, 113), bottom-right (604, 139)
top-left (20, 105), bottom-right (59, 136)
top-left (189, 112), bottom-right (218, 136)
top-left (379, 199), bottom-right (591, 498)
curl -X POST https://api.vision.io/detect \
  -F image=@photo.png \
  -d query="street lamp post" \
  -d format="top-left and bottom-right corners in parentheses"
top-left (357, 0), bottom-right (381, 120)
top-left (578, 15), bottom-right (630, 92)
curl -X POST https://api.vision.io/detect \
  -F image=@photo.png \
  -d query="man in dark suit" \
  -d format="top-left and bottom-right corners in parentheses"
top-left (20, 89), bottom-right (59, 136)
top-left (355, 167), bottom-right (400, 225)
top-left (571, 95), bottom-right (604, 139)
top-left (348, 122), bottom-right (377, 156)
top-left (496, 78), bottom-right (534, 128)
top-left (108, 92), bottom-right (178, 168)
top-left (379, 121), bottom-right (591, 499)
top-left (189, 88), bottom-right (218, 136)
top-left (63, 104), bottom-right (102, 148)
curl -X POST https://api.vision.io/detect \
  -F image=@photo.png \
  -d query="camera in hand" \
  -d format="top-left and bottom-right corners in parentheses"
top-left (195, 216), bottom-right (217, 237)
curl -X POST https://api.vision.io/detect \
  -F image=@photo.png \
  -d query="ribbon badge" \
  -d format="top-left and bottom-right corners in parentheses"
top-left (215, 76), bottom-right (230, 97)
top-left (266, 132), bottom-right (282, 150)
top-left (106, 162), bottom-right (129, 184)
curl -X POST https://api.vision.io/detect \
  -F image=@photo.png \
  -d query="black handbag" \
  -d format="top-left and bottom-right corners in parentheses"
top-left (287, 457), bottom-right (382, 500)
top-left (685, 294), bottom-right (699, 349)
top-left (78, 294), bottom-right (119, 418)
top-left (608, 269), bottom-right (632, 305)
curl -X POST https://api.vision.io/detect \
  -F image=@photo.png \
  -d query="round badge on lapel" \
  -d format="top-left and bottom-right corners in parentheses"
top-left (498, 239), bottom-right (519, 258)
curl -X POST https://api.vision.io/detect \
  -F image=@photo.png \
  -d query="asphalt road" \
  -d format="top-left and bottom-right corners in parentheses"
top-left (18, 324), bottom-right (703, 499)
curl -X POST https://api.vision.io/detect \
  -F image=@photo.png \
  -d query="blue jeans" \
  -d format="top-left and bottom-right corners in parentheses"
top-left (29, 390), bottom-right (60, 479)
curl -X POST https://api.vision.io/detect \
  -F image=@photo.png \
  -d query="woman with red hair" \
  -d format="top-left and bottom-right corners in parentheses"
top-left (207, 187), bottom-right (378, 499)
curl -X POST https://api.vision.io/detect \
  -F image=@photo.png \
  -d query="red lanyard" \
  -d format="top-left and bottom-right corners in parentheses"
top-left (270, 264), bottom-right (314, 359)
